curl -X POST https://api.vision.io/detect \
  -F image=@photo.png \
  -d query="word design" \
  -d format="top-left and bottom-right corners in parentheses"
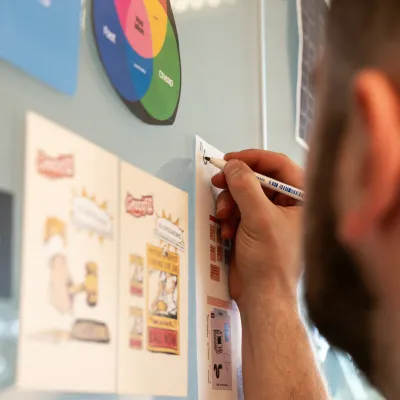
top-left (126, 194), bottom-right (154, 218)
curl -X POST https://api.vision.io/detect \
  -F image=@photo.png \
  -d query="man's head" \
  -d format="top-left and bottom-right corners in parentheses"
top-left (304, 0), bottom-right (400, 395)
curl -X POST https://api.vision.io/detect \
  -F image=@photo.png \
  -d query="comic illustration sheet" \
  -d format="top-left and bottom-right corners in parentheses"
top-left (117, 161), bottom-right (188, 397)
top-left (18, 112), bottom-right (119, 393)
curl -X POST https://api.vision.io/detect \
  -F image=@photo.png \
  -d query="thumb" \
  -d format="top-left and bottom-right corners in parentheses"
top-left (223, 159), bottom-right (270, 225)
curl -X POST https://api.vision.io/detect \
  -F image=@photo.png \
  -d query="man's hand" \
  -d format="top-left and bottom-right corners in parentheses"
top-left (212, 149), bottom-right (304, 308)
top-left (212, 149), bottom-right (329, 400)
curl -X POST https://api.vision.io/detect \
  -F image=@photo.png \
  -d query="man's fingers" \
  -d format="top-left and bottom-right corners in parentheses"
top-left (211, 171), bottom-right (227, 189)
top-left (221, 223), bottom-right (235, 239)
top-left (216, 190), bottom-right (240, 238)
top-left (216, 190), bottom-right (236, 219)
top-left (221, 206), bottom-right (240, 239)
top-left (274, 193), bottom-right (299, 207)
top-left (223, 159), bottom-right (270, 223)
top-left (225, 149), bottom-right (304, 189)
top-left (213, 172), bottom-right (280, 202)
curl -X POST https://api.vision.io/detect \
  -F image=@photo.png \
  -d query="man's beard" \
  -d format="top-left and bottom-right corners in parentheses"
top-left (304, 193), bottom-right (376, 382)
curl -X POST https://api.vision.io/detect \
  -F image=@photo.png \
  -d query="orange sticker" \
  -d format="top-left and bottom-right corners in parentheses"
top-left (217, 246), bottom-right (223, 262)
top-left (216, 227), bottom-right (222, 244)
top-left (210, 264), bottom-right (220, 282)
top-left (210, 224), bottom-right (216, 242)
top-left (210, 245), bottom-right (216, 262)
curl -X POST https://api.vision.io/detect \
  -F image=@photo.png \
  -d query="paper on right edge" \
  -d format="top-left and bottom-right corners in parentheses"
top-left (195, 136), bottom-right (244, 400)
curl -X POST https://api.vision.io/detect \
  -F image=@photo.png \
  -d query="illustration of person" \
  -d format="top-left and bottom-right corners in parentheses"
top-left (129, 310), bottom-right (143, 349)
top-left (44, 218), bottom-right (100, 310)
top-left (151, 271), bottom-right (178, 318)
top-left (39, 218), bottom-right (106, 343)
top-left (151, 271), bottom-right (168, 316)
top-left (131, 315), bottom-right (143, 337)
top-left (133, 264), bottom-right (143, 285)
top-left (44, 218), bottom-right (74, 315)
top-left (130, 255), bottom-right (144, 296)
top-left (164, 272), bottom-right (178, 319)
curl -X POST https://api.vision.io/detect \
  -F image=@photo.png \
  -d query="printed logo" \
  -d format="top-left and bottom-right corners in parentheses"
top-left (37, 150), bottom-right (74, 179)
top-left (126, 194), bottom-right (154, 218)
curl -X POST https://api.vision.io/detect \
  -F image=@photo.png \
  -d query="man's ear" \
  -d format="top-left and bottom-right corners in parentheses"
top-left (339, 70), bottom-right (400, 244)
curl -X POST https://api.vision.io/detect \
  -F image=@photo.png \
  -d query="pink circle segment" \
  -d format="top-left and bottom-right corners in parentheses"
top-left (159, 0), bottom-right (168, 12)
top-left (125, 0), bottom-right (153, 59)
top-left (114, 0), bottom-right (131, 31)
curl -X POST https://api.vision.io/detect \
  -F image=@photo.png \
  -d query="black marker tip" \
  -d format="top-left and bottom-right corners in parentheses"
top-left (204, 156), bottom-right (211, 161)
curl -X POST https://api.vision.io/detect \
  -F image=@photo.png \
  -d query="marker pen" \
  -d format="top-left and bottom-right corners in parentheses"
top-left (205, 157), bottom-right (304, 202)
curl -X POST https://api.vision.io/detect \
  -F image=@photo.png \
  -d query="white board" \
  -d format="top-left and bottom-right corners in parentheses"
top-left (195, 136), bottom-right (243, 400)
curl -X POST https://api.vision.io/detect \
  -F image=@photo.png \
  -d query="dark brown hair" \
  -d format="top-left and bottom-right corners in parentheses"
top-left (304, 0), bottom-right (400, 381)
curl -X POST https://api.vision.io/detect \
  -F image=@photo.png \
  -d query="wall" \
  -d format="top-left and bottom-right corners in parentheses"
top-left (0, 0), bottom-right (262, 399)
top-left (263, 0), bottom-right (305, 166)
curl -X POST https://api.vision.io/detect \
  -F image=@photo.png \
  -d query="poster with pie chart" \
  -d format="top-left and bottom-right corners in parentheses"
top-left (92, 0), bottom-right (182, 126)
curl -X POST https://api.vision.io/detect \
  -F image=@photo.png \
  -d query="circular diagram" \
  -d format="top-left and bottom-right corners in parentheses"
top-left (92, 0), bottom-right (182, 125)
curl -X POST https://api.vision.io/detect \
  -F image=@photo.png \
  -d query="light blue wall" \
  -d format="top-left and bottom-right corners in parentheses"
top-left (263, 0), bottom-right (305, 166)
top-left (0, 0), bottom-right (262, 399)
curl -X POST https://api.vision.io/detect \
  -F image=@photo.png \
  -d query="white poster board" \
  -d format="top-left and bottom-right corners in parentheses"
top-left (19, 112), bottom-right (119, 393)
top-left (117, 161), bottom-right (188, 397)
top-left (195, 136), bottom-right (243, 400)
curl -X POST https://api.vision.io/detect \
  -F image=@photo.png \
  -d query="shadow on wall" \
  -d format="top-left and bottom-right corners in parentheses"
top-left (155, 158), bottom-right (193, 194)
top-left (287, 0), bottom-right (299, 120)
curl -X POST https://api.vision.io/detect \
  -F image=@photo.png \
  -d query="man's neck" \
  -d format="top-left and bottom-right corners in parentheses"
top-left (372, 304), bottom-right (400, 399)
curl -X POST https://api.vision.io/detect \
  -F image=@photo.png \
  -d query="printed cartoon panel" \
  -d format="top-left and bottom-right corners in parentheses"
top-left (129, 306), bottom-right (144, 350)
top-left (130, 254), bottom-right (144, 297)
top-left (204, 299), bottom-right (242, 400)
top-left (117, 161), bottom-right (188, 397)
top-left (147, 244), bottom-right (180, 355)
top-left (18, 112), bottom-right (119, 393)
top-left (210, 308), bottom-right (232, 391)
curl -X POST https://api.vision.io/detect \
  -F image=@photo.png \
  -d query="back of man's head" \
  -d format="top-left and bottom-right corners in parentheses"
top-left (305, 0), bottom-right (400, 397)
